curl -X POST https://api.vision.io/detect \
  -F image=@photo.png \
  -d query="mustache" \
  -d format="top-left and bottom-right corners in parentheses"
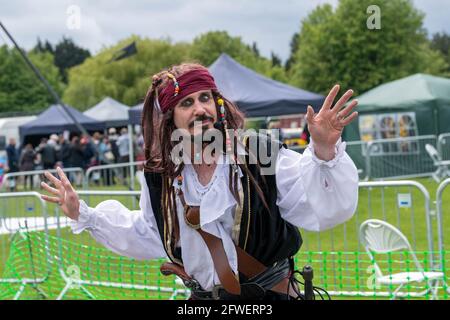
top-left (189, 115), bottom-right (214, 128)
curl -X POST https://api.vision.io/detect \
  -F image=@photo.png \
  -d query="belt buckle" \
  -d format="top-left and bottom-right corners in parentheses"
top-left (184, 278), bottom-right (200, 291)
top-left (212, 285), bottom-right (224, 300)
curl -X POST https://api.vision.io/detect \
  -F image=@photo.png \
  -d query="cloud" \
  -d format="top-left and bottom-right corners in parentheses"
top-left (0, 0), bottom-right (448, 62)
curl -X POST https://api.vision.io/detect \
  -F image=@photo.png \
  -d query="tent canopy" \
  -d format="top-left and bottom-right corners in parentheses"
top-left (353, 73), bottom-right (450, 112)
top-left (128, 54), bottom-right (325, 123)
top-left (209, 53), bottom-right (324, 117)
top-left (129, 103), bottom-right (143, 126)
top-left (342, 73), bottom-right (450, 179)
top-left (344, 73), bottom-right (450, 141)
top-left (19, 104), bottom-right (105, 142)
top-left (84, 97), bottom-right (130, 127)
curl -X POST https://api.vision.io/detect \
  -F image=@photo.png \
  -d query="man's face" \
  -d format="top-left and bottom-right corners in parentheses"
top-left (173, 90), bottom-right (217, 136)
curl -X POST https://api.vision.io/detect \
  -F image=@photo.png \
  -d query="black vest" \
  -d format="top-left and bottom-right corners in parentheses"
top-left (144, 134), bottom-right (302, 268)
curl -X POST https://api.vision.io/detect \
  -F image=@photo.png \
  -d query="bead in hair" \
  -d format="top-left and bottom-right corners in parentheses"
top-left (166, 72), bottom-right (180, 97)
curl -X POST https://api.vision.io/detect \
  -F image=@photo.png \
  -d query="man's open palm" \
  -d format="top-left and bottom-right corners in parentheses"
top-left (307, 84), bottom-right (359, 149)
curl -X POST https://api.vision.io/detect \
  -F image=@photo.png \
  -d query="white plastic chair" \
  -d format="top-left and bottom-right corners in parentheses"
top-left (359, 219), bottom-right (448, 300)
top-left (425, 144), bottom-right (450, 183)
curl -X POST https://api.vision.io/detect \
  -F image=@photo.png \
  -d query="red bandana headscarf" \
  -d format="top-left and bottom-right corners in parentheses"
top-left (158, 69), bottom-right (218, 113)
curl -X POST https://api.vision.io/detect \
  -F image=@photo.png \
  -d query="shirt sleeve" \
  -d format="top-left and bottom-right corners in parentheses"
top-left (275, 138), bottom-right (359, 232)
top-left (69, 175), bottom-right (167, 260)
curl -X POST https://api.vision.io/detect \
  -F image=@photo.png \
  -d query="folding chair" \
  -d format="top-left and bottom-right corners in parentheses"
top-left (425, 144), bottom-right (450, 183)
top-left (359, 219), bottom-right (448, 300)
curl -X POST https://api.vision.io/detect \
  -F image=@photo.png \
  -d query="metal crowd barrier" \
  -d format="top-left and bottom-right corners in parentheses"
top-left (1, 167), bottom-right (84, 192)
top-left (342, 132), bottom-right (450, 181)
top-left (1, 179), bottom-right (448, 299)
top-left (0, 192), bottom-right (51, 299)
top-left (83, 161), bottom-right (145, 190)
top-left (438, 133), bottom-right (450, 162)
top-left (435, 178), bottom-right (450, 274)
top-left (345, 140), bottom-right (368, 180)
top-left (365, 135), bottom-right (437, 180)
top-left (0, 190), bottom-right (188, 300)
top-left (300, 180), bottom-right (438, 297)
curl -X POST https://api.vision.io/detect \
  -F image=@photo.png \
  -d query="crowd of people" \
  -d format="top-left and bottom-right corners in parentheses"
top-left (3, 127), bottom-right (145, 191)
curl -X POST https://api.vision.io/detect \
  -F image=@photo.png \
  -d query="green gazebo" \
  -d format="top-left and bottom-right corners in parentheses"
top-left (343, 74), bottom-right (450, 179)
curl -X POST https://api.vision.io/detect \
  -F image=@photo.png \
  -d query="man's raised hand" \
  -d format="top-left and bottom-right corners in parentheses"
top-left (306, 84), bottom-right (358, 160)
top-left (40, 167), bottom-right (80, 221)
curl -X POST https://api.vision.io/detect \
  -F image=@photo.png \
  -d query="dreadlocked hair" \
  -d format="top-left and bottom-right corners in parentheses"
top-left (141, 63), bottom-right (271, 247)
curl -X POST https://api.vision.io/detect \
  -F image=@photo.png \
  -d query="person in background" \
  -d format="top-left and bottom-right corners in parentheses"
top-left (116, 127), bottom-right (130, 184)
top-left (107, 128), bottom-right (120, 164)
top-left (58, 134), bottom-right (71, 169)
top-left (90, 132), bottom-right (102, 185)
top-left (19, 143), bottom-right (36, 189)
top-left (38, 137), bottom-right (57, 170)
top-left (6, 138), bottom-right (19, 191)
top-left (68, 136), bottom-right (85, 186)
top-left (99, 136), bottom-right (114, 186)
top-left (107, 128), bottom-right (120, 184)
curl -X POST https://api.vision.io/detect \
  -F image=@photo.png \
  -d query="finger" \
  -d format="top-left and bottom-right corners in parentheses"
top-left (341, 112), bottom-right (359, 126)
top-left (57, 167), bottom-right (74, 192)
top-left (44, 170), bottom-right (62, 187)
top-left (323, 84), bottom-right (340, 110)
top-left (40, 181), bottom-right (60, 196)
top-left (306, 105), bottom-right (314, 123)
top-left (338, 99), bottom-right (358, 118)
top-left (41, 194), bottom-right (62, 204)
top-left (332, 89), bottom-right (354, 114)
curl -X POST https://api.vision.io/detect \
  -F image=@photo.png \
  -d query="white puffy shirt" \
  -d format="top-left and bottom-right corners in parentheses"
top-left (70, 139), bottom-right (359, 291)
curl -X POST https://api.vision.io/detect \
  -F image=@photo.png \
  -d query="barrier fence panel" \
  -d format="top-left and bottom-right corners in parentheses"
top-left (1, 167), bottom-right (84, 192)
top-left (346, 140), bottom-right (368, 180)
top-left (438, 133), bottom-right (450, 162)
top-left (1, 179), bottom-right (449, 299)
top-left (366, 135), bottom-right (437, 180)
top-left (0, 192), bottom-right (51, 299)
top-left (299, 180), bottom-right (443, 298)
top-left (435, 178), bottom-right (450, 294)
top-left (0, 190), bottom-right (188, 300)
top-left (83, 161), bottom-right (145, 190)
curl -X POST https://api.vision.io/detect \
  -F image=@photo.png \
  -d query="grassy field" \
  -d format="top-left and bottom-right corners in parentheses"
top-left (1, 176), bottom-right (450, 300)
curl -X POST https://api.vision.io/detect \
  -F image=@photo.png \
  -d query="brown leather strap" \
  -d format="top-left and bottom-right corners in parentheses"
top-left (197, 229), bottom-right (241, 295)
top-left (180, 190), bottom-right (263, 294)
top-left (160, 261), bottom-right (192, 282)
top-left (235, 246), bottom-right (267, 278)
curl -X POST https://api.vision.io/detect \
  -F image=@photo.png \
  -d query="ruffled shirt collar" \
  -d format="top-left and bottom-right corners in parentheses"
top-left (170, 153), bottom-right (243, 289)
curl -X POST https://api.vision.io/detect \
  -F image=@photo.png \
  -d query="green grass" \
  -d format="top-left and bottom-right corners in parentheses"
top-left (1, 176), bottom-right (450, 300)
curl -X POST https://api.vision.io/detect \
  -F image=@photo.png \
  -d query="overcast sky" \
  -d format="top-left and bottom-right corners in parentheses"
top-left (1, 0), bottom-right (449, 62)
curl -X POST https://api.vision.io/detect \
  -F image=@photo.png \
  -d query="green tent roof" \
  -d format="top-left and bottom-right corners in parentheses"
top-left (355, 74), bottom-right (450, 112)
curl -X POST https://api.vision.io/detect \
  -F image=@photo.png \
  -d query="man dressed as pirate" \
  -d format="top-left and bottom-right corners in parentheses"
top-left (40, 63), bottom-right (359, 300)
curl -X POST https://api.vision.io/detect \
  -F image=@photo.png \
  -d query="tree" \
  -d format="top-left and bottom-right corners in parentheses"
top-left (431, 32), bottom-right (450, 74)
top-left (271, 52), bottom-right (282, 67)
top-left (33, 38), bottom-right (54, 54)
top-left (64, 32), bottom-right (291, 110)
top-left (251, 42), bottom-right (260, 57)
top-left (31, 37), bottom-right (90, 83)
top-left (285, 32), bottom-right (299, 71)
top-left (289, 0), bottom-right (449, 95)
top-left (190, 31), bottom-right (288, 82)
top-left (63, 35), bottom-right (192, 109)
top-left (0, 45), bottom-right (64, 113)
top-left (54, 37), bottom-right (91, 83)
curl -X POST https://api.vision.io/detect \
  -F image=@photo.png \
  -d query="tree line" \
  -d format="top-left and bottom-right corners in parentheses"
top-left (1, 0), bottom-right (449, 114)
